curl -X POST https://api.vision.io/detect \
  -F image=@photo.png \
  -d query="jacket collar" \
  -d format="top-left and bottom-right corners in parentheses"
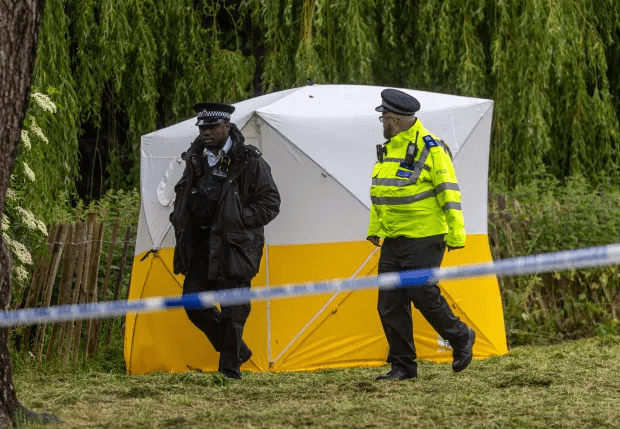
top-left (389, 119), bottom-right (422, 147)
top-left (228, 123), bottom-right (247, 160)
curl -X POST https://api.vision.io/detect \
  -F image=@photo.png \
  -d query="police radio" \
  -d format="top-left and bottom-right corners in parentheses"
top-left (404, 131), bottom-right (420, 167)
top-left (404, 142), bottom-right (417, 167)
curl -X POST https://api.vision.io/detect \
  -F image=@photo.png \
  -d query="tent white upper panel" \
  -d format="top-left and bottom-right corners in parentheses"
top-left (254, 119), bottom-right (371, 245)
top-left (256, 85), bottom-right (486, 119)
top-left (255, 85), bottom-right (492, 210)
top-left (139, 88), bottom-right (300, 249)
top-left (452, 106), bottom-right (493, 234)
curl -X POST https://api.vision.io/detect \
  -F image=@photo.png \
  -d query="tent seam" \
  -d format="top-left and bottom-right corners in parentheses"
top-left (255, 114), bottom-right (370, 211)
top-left (450, 102), bottom-right (494, 161)
top-left (270, 247), bottom-right (379, 366)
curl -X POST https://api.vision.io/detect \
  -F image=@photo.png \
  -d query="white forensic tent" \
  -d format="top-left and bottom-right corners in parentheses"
top-left (125, 84), bottom-right (508, 375)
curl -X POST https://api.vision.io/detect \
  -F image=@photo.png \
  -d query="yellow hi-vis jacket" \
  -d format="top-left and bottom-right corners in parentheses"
top-left (368, 119), bottom-right (466, 248)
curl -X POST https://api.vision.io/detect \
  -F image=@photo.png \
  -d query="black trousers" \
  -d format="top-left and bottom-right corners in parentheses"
top-left (377, 234), bottom-right (469, 376)
top-left (183, 230), bottom-right (251, 378)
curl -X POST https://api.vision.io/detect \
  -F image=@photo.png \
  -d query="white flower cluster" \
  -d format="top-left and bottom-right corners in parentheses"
top-left (21, 130), bottom-right (31, 150)
top-left (31, 92), bottom-right (57, 113)
top-left (23, 162), bottom-right (35, 182)
top-left (28, 115), bottom-right (49, 144)
top-left (2, 234), bottom-right (33, 265)
top-left (17, 207), bottom-right (48, 235)
top-left (15, 265), bottom-right (29, 282)
top-left (1, 216), bottom-right (9, 232)
top-left (5, 188), bottom-right (15, 199)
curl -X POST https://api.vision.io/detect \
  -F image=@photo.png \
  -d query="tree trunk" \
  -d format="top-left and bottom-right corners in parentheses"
top-left (0, 0), bottom-right (53, 427)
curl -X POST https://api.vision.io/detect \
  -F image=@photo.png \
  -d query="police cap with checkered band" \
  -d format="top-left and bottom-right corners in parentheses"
top-left (193, 102), bottom-right (235, 126)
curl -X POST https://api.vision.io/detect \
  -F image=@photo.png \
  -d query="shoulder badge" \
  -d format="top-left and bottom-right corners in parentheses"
top-left (423, 135), bottom-right (438, 149)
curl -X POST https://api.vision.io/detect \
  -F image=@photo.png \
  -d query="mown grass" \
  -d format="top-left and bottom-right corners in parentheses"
top-left (14, 335), bottom-right (620, 428)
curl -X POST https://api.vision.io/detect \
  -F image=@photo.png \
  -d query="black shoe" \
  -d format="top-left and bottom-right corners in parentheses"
top-left (216, 347), bottom-right (252, 380)
top-left (375, 369), bottom-right (416, 381)
top-left (452, 328), bottom-right (476, 373)
top-left (220, 370), bottom-right (242, 380)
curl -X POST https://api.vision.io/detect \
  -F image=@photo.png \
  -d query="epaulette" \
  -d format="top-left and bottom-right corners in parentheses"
top-left (423, 136), bottom-right (453, 159)
top-left (423, 135), bottom-right (438, 149)
top-left (245, 144), bottom-right (263, 157)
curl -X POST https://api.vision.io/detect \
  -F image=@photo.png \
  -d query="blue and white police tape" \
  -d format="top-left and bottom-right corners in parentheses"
top-left (1, 243), bottom-right (619, 328)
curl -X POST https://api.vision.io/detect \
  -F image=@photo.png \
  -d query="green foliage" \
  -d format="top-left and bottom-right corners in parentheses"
top-left (31, 0), bottom-right (80, 219)
top-left (49, 187), bottom-right (140, 227)
top-left (492, 175), bottom-right (620, 253)
top-left (33, 0), bottom-right (255, 197)
top-left (412, 0), bottom-right (489, 96)
top-left (491, 0), bottom-right (620, 188)
top-left (29, 0), bottom-right (619, 205)
top-left (489, 177), bottom-right (620, 345)
top-left (245, 0), bottom-right (378, 90)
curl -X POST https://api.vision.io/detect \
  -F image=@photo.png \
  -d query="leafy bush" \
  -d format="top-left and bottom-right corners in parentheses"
top-left (489, 176), bottom-right (620, 345)
top-left (3, 90), bottom-right (58, 302)
top-left (49, 187), bottom-right (140, 228)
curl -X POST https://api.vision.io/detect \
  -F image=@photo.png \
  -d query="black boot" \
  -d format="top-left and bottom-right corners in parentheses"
top-left (452, 328), bottom-right (476, 373)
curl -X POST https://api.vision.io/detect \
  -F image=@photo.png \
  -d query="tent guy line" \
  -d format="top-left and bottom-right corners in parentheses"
top-left (2, 243), bottom-right (619, 328)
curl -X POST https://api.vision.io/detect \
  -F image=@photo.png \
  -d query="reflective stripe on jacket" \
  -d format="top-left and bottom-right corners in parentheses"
top-left (367, 119), bottom-right (466, 248)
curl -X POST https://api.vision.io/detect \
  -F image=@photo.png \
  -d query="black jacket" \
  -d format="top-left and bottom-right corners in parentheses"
top-left (169, 123), bottom-right (280, 278)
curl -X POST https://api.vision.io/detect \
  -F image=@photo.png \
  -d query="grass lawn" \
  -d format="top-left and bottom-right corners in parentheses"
top-left (14, 336), bottom-right (620, 428)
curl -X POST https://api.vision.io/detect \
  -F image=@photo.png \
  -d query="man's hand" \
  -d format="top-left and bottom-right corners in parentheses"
top-left (367, 236), bottom-right (381, 247)
top-left (447, 245), bottom-right (464, 252)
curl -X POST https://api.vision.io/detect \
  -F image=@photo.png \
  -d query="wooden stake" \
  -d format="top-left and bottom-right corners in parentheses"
top-left (71, 214), bottom-right (96, 368)
top-left (84, 218), bottom-right (105, 359)
top-left (106, 226), bottom-right (132, 348)
top-left (47, 223), bottom-right (78, 362)
top-left (22, 224), bottom-right (58, 354)
top-left (34, 224), bottom-right (69, 362)
top-left (90, 218), bottom-right (119, 358)
top-left (63, 222), bottom-right (86, 369)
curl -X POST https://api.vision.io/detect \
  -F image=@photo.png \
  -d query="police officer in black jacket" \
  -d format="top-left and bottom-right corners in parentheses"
top-left (170, 102), bottom-right (280, 379)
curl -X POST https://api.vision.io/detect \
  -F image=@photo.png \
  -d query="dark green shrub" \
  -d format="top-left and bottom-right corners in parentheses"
top-left (489, 176), bottom-right (620, 345)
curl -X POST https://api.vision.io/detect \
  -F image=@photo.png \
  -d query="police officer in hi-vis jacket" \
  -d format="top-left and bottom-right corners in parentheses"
top-left (368, 89), bottom-right (476, 380)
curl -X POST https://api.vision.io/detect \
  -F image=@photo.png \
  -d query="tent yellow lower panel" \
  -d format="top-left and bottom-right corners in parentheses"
top-left (124, 249), bottom-right (268, 374)
top-left (124, 235), bottom-right (507, 375)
